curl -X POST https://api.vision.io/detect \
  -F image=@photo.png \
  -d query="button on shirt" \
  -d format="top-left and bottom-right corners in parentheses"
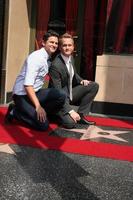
top-left (13, 48), bottom-right (49, 95)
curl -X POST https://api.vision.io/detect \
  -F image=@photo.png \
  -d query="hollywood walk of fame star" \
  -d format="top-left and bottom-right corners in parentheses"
top-left (64, 126), bottom-right (129, 142)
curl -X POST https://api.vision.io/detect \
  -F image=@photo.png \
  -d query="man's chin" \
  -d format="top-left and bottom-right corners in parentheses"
top-left (51, 50), bottom-right (57, 53)
top-left (64, 53), bottom-right (71, 56)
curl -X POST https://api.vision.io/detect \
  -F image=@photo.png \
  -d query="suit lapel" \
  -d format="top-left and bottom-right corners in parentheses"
top-left (58, 54), bottom-right (71, 91)
top-left (58, 54), bottom-right (69, 76)
top-left (71, 56), bottom-right (77, 74)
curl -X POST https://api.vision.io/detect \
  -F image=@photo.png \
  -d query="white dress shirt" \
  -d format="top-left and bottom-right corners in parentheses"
top-left (61, 54), bottom-right (74, 78)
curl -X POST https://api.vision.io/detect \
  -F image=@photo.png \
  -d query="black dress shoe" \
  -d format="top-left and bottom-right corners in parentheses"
top-left (5, 103), bottom-right (15, 124)
top-left (78, 118), bottom-right (96, 125)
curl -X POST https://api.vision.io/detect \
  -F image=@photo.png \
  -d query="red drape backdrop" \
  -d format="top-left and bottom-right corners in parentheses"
top-left (35, 0), bottom-right (132, 80)
top-left (65, 0), bottom-right (107, 80)
top-left (35, 0), bottom-right (51, 49)
top-left (129, 0), bottom-right (133, 53)
top-left (113, 0), bottom-right (131, 53)
top-left (83, 0), bottom-right (108, 80)
top-left (65, 0), bottom-right (78, 36)
top-left (107, 0), bottom-right (113, 22)
top-left (106, 0), bottom-right (133, 53)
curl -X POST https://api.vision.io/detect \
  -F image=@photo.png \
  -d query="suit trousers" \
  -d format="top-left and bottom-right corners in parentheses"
top-left (13, 88), bottom-right (66, 131)
top-left (71, 82), bottom-right (99, 114)
top-left (57, 82), bottom-right (99, 129)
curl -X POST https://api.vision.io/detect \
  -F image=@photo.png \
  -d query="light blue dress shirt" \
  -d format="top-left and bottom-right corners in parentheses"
top-left (13, 48), bottom-right (49, 95)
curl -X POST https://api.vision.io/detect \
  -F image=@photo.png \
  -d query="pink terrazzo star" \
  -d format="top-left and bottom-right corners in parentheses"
top-left (0, 143), bottom-right (16, 155)
top-left (65, 126), bottom-right (129, 142)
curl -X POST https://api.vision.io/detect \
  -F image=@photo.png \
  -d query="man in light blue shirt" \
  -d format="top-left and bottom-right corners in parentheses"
top-left (5, 30), bottom-right (66, 131)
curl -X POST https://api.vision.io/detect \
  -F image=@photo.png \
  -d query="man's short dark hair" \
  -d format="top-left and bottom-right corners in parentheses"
top-left (43, 30), bottom-right (59, 41)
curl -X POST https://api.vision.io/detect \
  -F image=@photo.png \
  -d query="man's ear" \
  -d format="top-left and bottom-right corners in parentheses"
top-left (42, 41), bottom-right (45, 47)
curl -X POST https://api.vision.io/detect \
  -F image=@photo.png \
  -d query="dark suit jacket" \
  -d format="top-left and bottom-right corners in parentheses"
top-left (49, 54), bottom-right (83, 112)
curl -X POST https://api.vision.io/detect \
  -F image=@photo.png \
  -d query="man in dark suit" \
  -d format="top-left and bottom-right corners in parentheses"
top-left (49, 33), bottom-right (99, 128)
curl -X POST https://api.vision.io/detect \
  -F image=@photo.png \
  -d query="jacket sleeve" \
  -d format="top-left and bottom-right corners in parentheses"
top-left (74, 73), bottom-right (83, 84)
top-left (72, 57), bottom-right (83, 85)
top-left (49, 65), bottom-right (62, 89)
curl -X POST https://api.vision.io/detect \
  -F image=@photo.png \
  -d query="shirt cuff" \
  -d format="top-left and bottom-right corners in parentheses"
top-left (69, 109), bottom-right (75, 114)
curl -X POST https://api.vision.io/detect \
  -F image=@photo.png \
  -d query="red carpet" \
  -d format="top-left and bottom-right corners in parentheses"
top-left (0, 107), bottom-right (133, 162)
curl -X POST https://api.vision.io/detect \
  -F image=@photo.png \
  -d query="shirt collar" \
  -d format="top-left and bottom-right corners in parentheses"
top-left (61, 53), bottom-right (72, 64)
top-left (41, 47), bottom-right (50, 60)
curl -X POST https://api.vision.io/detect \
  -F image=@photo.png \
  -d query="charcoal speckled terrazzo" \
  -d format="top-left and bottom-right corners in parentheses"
top-left (0, 144), bottom-right (133, 200)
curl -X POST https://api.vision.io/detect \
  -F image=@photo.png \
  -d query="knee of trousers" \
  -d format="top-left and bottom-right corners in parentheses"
top-left (95, 82), bottom-right (99, 90)
top-left (59, 90), bottom-right (67, 100)
top-left (37, 119), bottom-right (49, 131)
top-left (55, 89), bottom-right (67, 104)
top-left (87, 82), bottom-right (99, 93)
top-left (93, 82), bottom-right (99, 94)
